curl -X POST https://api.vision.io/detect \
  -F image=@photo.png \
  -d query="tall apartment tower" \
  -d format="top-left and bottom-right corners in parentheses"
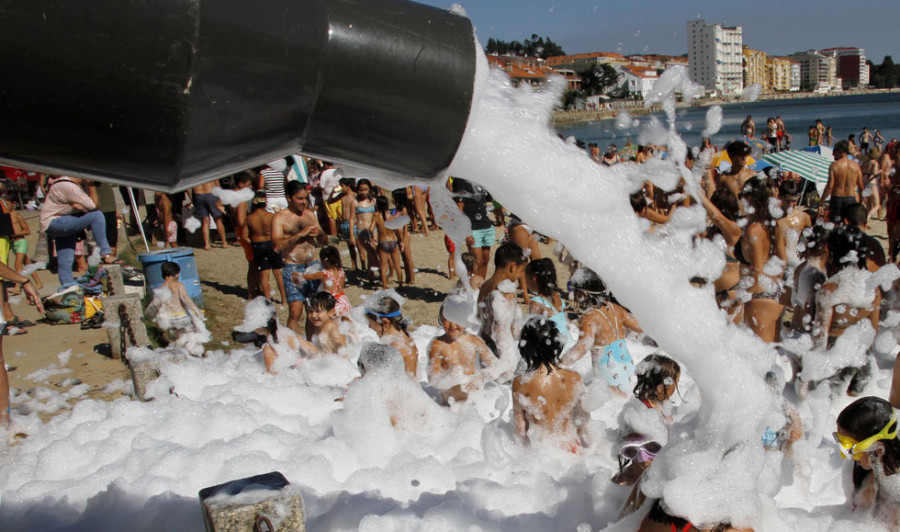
top-left (687, 18), bottom-right (743, 96)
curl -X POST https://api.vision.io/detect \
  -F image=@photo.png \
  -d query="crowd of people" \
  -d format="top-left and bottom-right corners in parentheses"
top-left (4, 119), bottom-right (900, 529)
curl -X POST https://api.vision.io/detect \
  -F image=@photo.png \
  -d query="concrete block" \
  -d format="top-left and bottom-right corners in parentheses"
top-left (199, 472), bottom-right (305, 532)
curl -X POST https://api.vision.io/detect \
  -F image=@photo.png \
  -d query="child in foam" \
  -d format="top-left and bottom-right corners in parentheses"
top-left (303, 292), bottom-right (348, 356)
top-left (300, 246), bottom-right (350, 317)
top-left (614, 354), bottom-right (680, 486)
top-left (476, 242), bottom-right (528, 374)
top-left (426, 295), bottom-right (495, 405)
top-left (561, 267), bottom-right (642, 395)
top-left (637, 499), bottom-right (754, 532)
top-left (364, 291), bottom-right (419, 381)
top-left (512, 316), bottom-right (586, 453)
top-left (145, 261), bottom-right (209, 356)
top-left (835, 397), bottom-right (900, 528)
top-left (525, 258), bottom-right (570, 342)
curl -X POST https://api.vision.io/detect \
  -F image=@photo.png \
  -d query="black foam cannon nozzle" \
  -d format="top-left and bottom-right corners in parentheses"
top-left (0, 0), bottom-right (477, 192)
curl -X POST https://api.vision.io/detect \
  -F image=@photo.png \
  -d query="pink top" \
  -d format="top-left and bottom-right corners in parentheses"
top-left (39, 177), bottom-right (96, 232)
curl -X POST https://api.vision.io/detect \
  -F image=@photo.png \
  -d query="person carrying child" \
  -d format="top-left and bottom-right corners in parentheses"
top-left (512, 316), bottom-right (586, 453)
top-left (365, 291), bottom-right (419, 380)
top-left (145, 261), bottom-right (209, 356)
top-left (427, 294), bottom-right (495, 404)
top-left (561, 267), bottom-right (642, 395)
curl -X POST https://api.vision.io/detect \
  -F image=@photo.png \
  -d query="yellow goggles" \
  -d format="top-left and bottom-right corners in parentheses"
top-left (834, 414), bottom-right (898, 460)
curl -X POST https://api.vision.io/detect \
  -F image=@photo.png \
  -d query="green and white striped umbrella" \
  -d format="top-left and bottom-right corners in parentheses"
top-left (762, 150), bottom-right (832, 195)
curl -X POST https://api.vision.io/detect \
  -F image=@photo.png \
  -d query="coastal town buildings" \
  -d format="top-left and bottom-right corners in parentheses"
top-left (485, 54), bottom-right (560, 88)
top-left (742, 46), bottom-right (767, 89)
top-left (544, 52), bottom-right (630, 73)
top-left (819, 47), bottom-right (870, 89)
top-left (789, 50), bottom-right (841, 92)
top-left (687, 18), bottom-right (743, 96)
top-left (766, 57), bottom-right (800, 92)
top-left (619, 65), bottom-right (659, 99)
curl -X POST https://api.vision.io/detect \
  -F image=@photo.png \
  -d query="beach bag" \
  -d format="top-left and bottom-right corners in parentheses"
top-left (42, 285), bottom-right (85, 324)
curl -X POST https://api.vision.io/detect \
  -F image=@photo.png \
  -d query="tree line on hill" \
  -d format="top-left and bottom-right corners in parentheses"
top-left (869, 56), bottom-right (900, 88)
top-left (484, 35), bottom-right (565, 59)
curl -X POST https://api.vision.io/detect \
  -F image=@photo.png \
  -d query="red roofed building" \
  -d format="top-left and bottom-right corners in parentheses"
top-left (486, 54), bottom-right (580, 89)
top-left (619, 65), bottom-right (659, 99)
top-left (544, 52), bottom-right (630, 72)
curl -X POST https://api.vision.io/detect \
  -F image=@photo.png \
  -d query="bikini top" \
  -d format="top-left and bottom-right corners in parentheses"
top-left (356, 203), bottom-right (376, 214)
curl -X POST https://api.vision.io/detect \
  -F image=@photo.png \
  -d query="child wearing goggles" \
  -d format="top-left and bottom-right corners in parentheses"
top-left (835, 397), bottom-right (900, 526)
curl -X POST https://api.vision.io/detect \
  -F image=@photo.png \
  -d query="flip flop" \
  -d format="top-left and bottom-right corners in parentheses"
top-left (4, 327), bottom-right (27, 336)
top-left (101, 255), bottom-right (125, 265)
top-left (7, 318), bottom-right (35, 328)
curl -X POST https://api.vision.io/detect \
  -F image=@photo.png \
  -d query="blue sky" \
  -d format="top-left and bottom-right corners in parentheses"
top-left (417, 0), bottom-right (899, 64)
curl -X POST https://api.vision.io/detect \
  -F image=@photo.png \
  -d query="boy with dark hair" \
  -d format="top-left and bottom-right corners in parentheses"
top-left (477, 242), bottom-right (529, 374)
top-left (822, 140), bottom-right (864, 223)
top-left (145, 261), bottom-right (209, 356)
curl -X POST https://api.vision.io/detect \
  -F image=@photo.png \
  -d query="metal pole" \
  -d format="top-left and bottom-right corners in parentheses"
top-left (127, 187), bottom-right (150, 252)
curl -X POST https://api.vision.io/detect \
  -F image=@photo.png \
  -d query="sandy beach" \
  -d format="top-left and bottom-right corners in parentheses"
top-left (6, 200), bottom-right (891, 424)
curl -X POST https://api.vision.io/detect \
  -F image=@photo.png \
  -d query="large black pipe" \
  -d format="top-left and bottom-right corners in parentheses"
top-left (0, 0), bottom-right (476, 192)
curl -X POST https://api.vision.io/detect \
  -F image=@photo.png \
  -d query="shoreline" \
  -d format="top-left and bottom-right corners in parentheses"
top-left (551, 87), bottom-right (900, 125)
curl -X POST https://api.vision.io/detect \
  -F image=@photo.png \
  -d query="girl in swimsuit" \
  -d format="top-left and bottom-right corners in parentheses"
top-left (302, 245), bottom-right (351, 317)
top-left (365, 292), bottom-right (418, 380)
top-left (390, 188), bottom-right (416, 284)
top-left (738, 176), bottom-right (784, 343)
top-left (836, 397), bottom-right (900, 529)
top-left (561, 267), bottom-right (643, 395)
top-left (350, 178), bottom-right (378, 282)
top-left (524, 258), bottom-right (570, 341)
top-left (373, 195), bottom-right (403, 288)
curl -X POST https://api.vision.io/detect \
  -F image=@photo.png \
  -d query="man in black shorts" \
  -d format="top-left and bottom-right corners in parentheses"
top-left (244, 194), bottom-right (287, 303)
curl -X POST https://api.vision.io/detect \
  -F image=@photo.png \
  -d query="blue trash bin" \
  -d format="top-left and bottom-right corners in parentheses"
top-left (137, 247), bottom-right (204, 309)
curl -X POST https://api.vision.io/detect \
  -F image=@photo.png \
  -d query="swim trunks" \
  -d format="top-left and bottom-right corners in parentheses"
top-left (193, 193), bottom-right (223, 219)
top-left (339, 220), bottom-right (351, 241)
top-left (11, 238), bottom-right (27, 255)
top-left (252, 241), bottom-right (285, 271)
top-left (282, 261), bottom-right (320, 304)
top-left (829, 195), bottom-right (855, 223)
top-left (444, 234), bottom-right (456, 254)
top-left (471, 227), bottom-right (495, 248)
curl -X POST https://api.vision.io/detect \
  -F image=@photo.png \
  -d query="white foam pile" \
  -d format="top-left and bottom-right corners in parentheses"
top-left (183, 216), bottom-right (202, 234)
top-left (0, 32), bottom-right (896, 532)
top-left (212, 186), bottom-right (255, 208)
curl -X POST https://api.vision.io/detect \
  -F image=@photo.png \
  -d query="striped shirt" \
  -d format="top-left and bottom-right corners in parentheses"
top-left (39, 177), bottom-right (96, 232)
top-left (260, 167), bottom-right (286, 200)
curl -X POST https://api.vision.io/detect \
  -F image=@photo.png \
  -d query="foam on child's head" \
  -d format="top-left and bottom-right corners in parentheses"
top-left (439, 294), bottom-right (472, 327)
top-left (233, 296), bottom-right (277, 333)
top-left (358, 342), bottom-right (404, 375)
top-left (363, 290), bottom-right (405, 317)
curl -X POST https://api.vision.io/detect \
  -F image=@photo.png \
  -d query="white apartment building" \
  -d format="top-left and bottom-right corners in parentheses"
top-left (687, 18), bottom-right (743, 96)
top-left (789, 50), bottom-right (840, 92)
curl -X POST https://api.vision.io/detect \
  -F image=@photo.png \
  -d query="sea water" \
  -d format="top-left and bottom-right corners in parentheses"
top-left (0, 35), bottom-right (897, 532)
top-left (559, 91), bottom-right (900, 151)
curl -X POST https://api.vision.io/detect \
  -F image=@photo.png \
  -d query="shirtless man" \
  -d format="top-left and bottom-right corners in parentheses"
top-left (477, 242), bottom-right (528, 376)
top-left (427, 295), bottom-right (495, 404)
top-left (272, 181), bottom-right (328, 334)
top-left (243, 193), bottom-right (287, 304)
top-left (513, 317), bottom-right (586, 452)
top-left (189, 179), bottom-right (230, 249)
top-left (741, 115), bottom-right (755, 138)
top-left (821, 140), bottom-right (864, 223)
top-left (715, 141), bottom-right (756, 200)
top-left (816, 119), bottom-right (826, 146)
